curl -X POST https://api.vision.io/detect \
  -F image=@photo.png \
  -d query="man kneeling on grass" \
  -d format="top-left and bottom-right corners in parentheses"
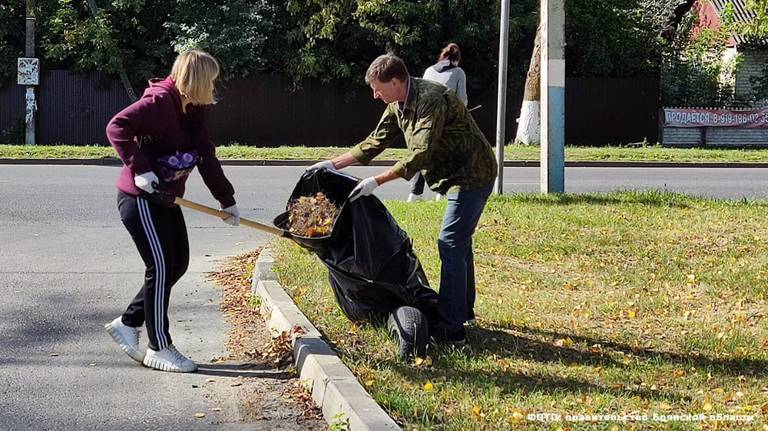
top-left (309, 53), bottom-right (497, 344)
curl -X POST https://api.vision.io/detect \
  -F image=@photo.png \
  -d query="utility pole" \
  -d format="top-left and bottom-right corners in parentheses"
top-left (540, 0), bottom-right (565, 193)
top-left (494, 0), bottom-right (510, 195)
top-left (21, 0), bottom-right (37, 145)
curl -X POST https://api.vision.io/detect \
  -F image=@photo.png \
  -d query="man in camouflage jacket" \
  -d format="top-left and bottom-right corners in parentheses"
top-left (309, 54), bottom-right (497, 343)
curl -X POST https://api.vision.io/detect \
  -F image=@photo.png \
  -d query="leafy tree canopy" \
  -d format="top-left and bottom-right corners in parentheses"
top-left (2, 0), bottom-right (746, 92)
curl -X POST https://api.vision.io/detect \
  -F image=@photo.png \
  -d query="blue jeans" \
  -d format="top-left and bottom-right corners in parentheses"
top-left (437, 183), bottom-right (493, 330)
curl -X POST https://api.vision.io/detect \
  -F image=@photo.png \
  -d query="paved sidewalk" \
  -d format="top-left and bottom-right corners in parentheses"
top-left (0, 165), bottom-right (326, 430)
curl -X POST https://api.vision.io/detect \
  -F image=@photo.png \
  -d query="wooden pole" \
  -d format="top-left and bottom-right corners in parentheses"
top-left (24, 0), bottom-right (36, 145)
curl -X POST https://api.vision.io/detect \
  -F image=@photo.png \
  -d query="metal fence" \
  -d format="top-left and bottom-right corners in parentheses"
top-left (0, 71), bottom-right (659, 147)
top-left (565, 76), bottom-right (660, 145)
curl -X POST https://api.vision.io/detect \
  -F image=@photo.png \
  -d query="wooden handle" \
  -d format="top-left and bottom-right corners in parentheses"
top-left (174, 197), bottom-right (287, 237)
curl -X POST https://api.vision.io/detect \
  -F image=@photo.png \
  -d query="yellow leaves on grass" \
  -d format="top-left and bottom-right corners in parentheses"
top-left (555, 338), bottom-right (574, 348)
top-left (471, 405), bottom-right (485, 419)
top-left (414, 356), bottom-right (433, 368)
top-left (508, 410), bottom-right (525, 424)
top-left (496, 358), bottom-right (512, 373)
top-left (423, 382), bottom-right (434, 392)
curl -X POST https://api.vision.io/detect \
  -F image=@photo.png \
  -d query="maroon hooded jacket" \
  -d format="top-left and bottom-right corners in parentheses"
top-left (106, 77), bottom-right (235, 208)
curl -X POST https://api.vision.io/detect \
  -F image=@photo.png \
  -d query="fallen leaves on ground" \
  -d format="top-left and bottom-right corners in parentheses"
top-left (207, 249), bottom-right (323, 425)
top-left (206, 249), bottom-right (265, 361)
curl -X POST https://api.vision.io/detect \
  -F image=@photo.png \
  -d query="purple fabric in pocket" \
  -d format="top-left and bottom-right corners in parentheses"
top-left (155, 150), bottom-right (198, 182)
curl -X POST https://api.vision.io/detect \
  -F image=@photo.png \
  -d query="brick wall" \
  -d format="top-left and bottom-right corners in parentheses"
top-left (735, 49), bottom-right (768, 105)
top-left (663, 126), bottom-right (768, 147)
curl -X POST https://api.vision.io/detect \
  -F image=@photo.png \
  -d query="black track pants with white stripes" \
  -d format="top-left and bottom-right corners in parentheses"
top-left (117, 191), bottom-right (189, 351)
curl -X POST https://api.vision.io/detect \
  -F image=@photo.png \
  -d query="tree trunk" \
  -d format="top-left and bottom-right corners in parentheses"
top-left (515, 25), bottom-right (541, 145)
top-left (85, 0), bottom-right (137, 102)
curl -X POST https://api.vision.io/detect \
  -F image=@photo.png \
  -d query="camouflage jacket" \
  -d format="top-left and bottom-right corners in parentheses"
top-left (350, 78), bottom-right (497, 194)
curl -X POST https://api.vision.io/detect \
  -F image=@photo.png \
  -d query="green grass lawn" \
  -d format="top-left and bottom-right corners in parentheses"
top-left (271, 191), bottom-right (768, 430)
top-left (3, 143), bottom-right (768, 163)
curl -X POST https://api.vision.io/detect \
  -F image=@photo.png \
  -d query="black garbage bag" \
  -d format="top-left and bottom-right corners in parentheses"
top-left (273, 168), bottom-right (442, 327)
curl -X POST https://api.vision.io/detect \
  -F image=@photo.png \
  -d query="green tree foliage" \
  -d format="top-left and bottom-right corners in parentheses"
top-left (41, 0), bottom-right (175, 84)
top-left (0, 2), bottom-right (26, 87)
top-left (734, 0), bottom-right (768, 39)
top-left (566, 0), bottom-right (665, 77)
top-left (280, 0), bottom-right (538, 92)
top-left (11, 0), bottom-right (277, 88)
top-left (1, 0), bottom-right (734, 95)
top-left (165, 0), bottom-right (278, 79)
top-left (661, 17), bottom-right (740, 107)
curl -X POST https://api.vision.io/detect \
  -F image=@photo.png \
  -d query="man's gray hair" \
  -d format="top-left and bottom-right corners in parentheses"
top-left (365, 54), bottom-right (409, 84)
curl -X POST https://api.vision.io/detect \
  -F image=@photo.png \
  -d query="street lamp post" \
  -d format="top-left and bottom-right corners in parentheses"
top-left (494, 0), bottom-right (510, 195)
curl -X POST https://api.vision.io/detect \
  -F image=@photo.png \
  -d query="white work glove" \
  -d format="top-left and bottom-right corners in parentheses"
top-left (306, 160), bottom-right (336, 171)
top-left (348, 177), bottom-right (379, 202)
top-left (134, 171), bottom-right (159, 194)
top-left (221, 204), bottom-right (240, 226)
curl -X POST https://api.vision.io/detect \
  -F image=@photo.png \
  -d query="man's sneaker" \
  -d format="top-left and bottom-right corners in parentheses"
top-left (431, 325), bottom-right (467, 345)
top-left (104, 317), bottom-right (143, 363)
top-left (143, 344), bottom-right (197, 373)
top-left (407, 193), bottom-right (424, 203)
top-left (465, 318), bottom-right (478, 327)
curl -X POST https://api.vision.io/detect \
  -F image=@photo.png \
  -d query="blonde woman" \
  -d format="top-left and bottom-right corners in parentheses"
top-left (104, 50), bottom-right (239, 372)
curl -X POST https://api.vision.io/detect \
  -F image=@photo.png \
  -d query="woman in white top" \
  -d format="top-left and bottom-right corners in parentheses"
top-left (409, 43), bottom-right (468, 202)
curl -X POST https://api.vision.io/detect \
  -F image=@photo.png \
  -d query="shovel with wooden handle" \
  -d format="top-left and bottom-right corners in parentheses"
top-left (177, 197), bottom-right (292, 238)
top-left (152, 190), bottom-right (292, 238)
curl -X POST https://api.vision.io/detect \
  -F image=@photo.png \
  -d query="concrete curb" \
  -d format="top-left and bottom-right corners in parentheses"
top-left (252, 248), bottom-right (401, 431)
top-left (3, 157), bottom-right (768, 168)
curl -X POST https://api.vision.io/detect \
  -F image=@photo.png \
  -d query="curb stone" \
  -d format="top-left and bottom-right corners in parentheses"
top-left (252, 248), bottom-right (401, 431)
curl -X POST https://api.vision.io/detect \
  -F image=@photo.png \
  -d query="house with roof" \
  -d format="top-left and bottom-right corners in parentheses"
top-left (661, 1), bottom-right (768, 147)
top-left (694, 0), bottom-right (768, 105)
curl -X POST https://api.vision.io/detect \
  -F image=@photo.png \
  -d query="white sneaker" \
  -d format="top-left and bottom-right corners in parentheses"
top-left (407, 193), bottom-right (424, 202)
top-left (104, 317), bottom-right (143, 363)
top-left (435, 193), bottom-right (443, 201)
top-left (143, 344), bottom-right (197, 373)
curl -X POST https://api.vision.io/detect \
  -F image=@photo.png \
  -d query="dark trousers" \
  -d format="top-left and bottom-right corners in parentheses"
top-left (117, 191), bottom-right (189, 351)
top-left (437, 183), bottom-right (492, 331)
top-left (410, 172), bottom-right (426, 195)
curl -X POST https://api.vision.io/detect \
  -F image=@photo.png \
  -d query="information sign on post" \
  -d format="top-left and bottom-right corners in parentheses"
top-left (17, 57), bottom-right (40, 85)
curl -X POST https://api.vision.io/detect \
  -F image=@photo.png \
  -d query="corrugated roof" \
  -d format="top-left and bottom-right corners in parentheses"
top-left (709, 0), bottom-right (768, 46)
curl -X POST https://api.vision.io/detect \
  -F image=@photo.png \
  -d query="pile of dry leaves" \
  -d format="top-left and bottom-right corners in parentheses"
top-left (287, 192), bottom-right (339, 237)
top-left (205, 250), bottom-right (310, 367)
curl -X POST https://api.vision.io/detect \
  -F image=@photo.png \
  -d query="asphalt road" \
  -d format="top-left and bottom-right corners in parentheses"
top-left (1, 164), bottom-right (767, 429)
